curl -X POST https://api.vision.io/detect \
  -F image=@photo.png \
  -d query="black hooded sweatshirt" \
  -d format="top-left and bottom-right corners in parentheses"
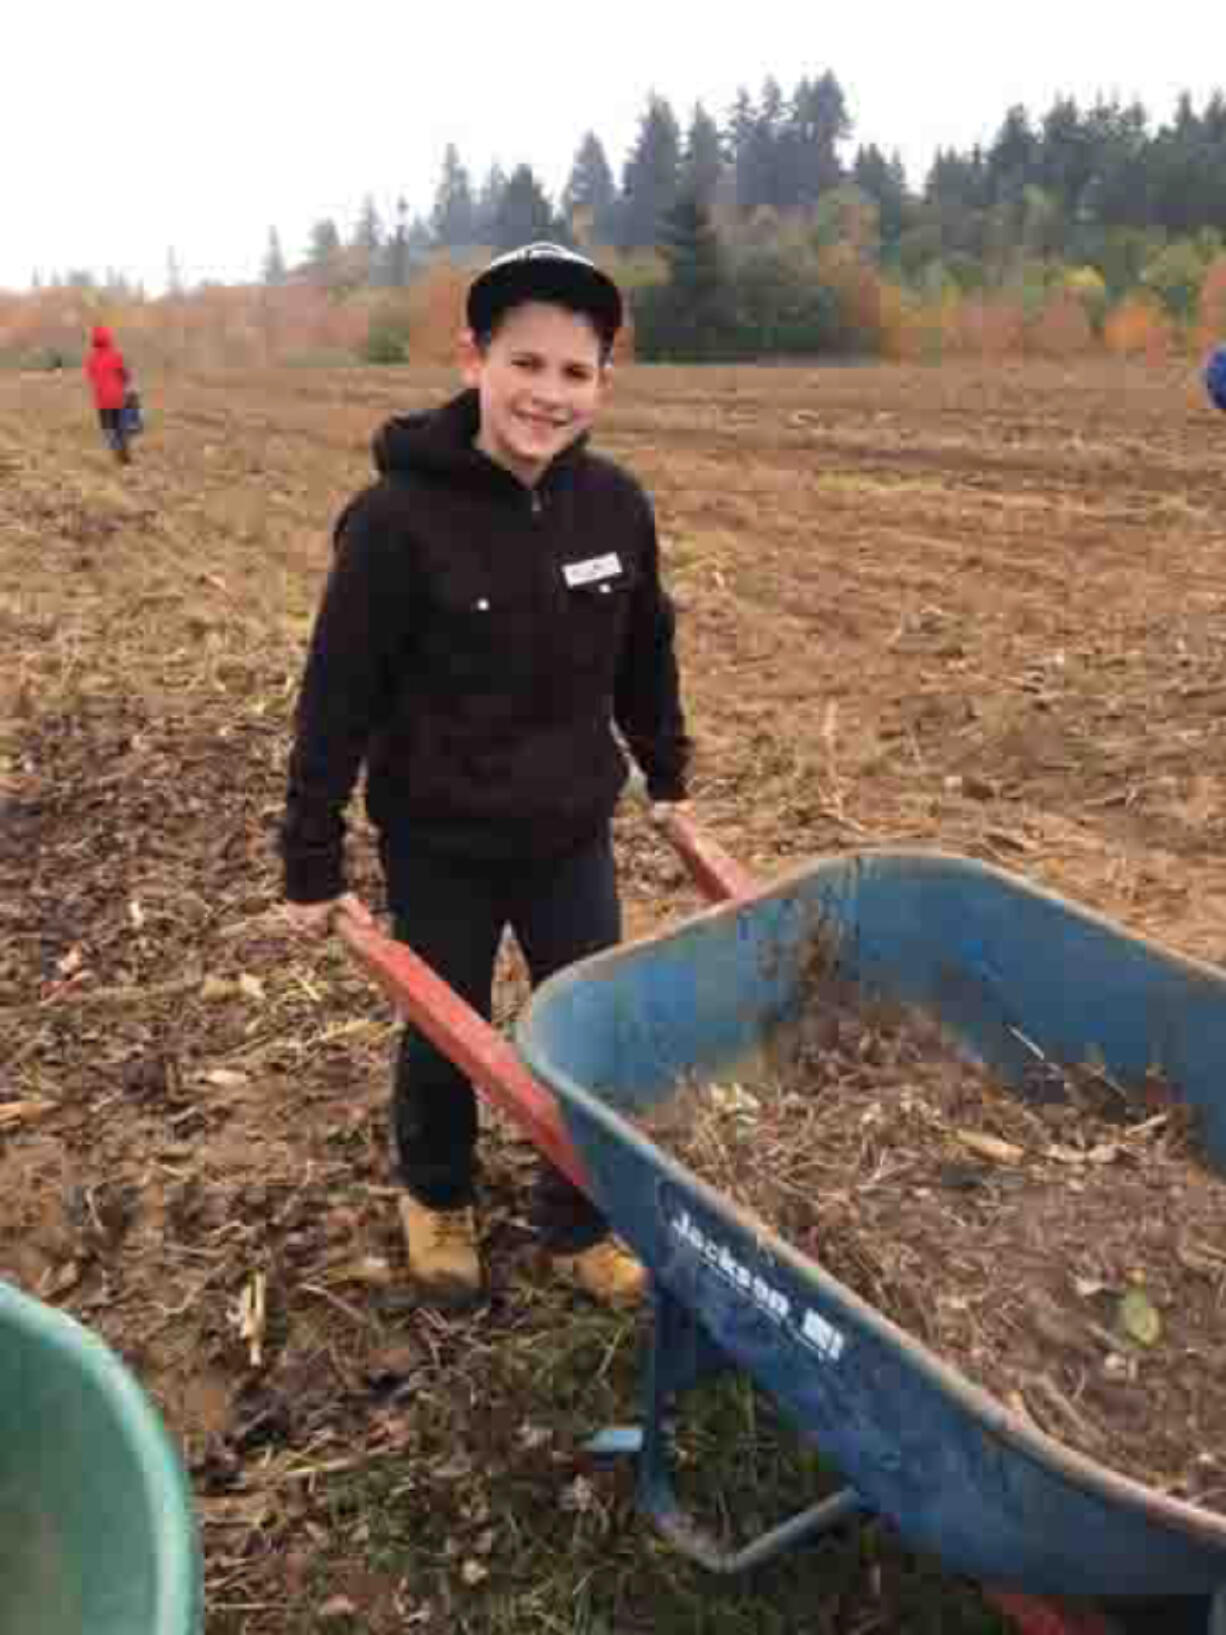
top-left (281, 390), bottom-right (691, 903)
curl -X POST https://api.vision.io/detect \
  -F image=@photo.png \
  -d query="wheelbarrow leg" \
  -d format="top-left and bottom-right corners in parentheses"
top-left (635, 1283), bottom-right (865, 1575)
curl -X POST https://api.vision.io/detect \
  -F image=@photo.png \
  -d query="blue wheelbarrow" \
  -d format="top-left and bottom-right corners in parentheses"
top-left (0, 1278), bottom-right (204, 1633)
top-left (341, 815), bottom-right (1226, 1634)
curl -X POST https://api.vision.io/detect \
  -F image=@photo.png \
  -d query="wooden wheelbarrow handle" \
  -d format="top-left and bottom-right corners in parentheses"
top-left (655, 806), bottom-right (758, 903)
top-left (336, 914), bottom-right (590, 1194)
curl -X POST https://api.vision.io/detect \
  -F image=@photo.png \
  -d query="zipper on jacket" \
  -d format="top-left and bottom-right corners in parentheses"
top-left (530, 489), bottom-right (543, 518)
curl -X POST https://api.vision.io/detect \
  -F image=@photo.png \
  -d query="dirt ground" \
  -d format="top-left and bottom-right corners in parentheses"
top-left (3, 356), bottom-right (1225, 1633)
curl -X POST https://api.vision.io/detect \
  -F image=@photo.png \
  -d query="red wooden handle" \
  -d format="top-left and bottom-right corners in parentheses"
top-left (985, 1592), bottom-right (1118, 1635)
top-left (659, 807), bottom-right (758, 903)
top-left (337, 914), bottom-right (590, 1195)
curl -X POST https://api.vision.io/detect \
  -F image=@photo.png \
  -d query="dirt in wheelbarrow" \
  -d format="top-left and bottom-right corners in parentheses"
top-left (641, 959), bottom-right (1226, 1517)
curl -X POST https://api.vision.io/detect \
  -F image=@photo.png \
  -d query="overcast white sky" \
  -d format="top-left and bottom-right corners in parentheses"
top-left (6, 0), bottom-right (1223, 293)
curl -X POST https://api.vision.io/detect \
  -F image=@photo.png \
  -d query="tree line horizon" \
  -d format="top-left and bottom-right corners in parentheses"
top-left (10, 72), bottom-right (1226, 366)
top-left (261, 75), bottom-right (1226, 296)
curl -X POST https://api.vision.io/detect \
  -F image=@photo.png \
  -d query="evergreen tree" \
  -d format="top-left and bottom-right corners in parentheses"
top-left (348, 196), bottom-right (383, 284)
top-left (1205, 91), bottom-right (1226, 145)
top-left (1202, 95), bottom-right (1226, 225)
top-left (1038, 97), bottom-right (1095, 218)
top-left (633, 190), bottom-right (734, 360)
top-left (307, 219), bottom-right (341, 271)
top-left (491, 165), bottom-right (556, 250)
top-left (382, 197), bottom-right (410, 287)
top-left (852, 145), bottom-right (910, 245)
top-left (353, 195), bottom-right (383, 255)
top-left (431, 144), bottom-right (477, 247)
top-left (921, 145), bottom-right (992, 260)
top-left (474, 164), bottom-right (508, 243)
top-left (661, 190), bottom-right (726, 304)
top-left (406, 214), bottom-right (434, 254)
top-left (726, 86), bottom-right (758, 211)
top-left (563, 133), bottom-right (618, 240)
top-left (620, 93), bottom-right (682, 246)
top-left (786, 72), bottom-right (851, 207)
top-left (987, 105), bottom-right (1038, 204)
top-left (681, 103), bottom-right (724, 209)
top-left (1147, 94), bottom-right (1226, 236)
top-left (262, 227), bottom-right (288, 285)
top-left (1083, 98), bottom-right (1150, 229)
top-left (752, 76), bottom-right (788, 208)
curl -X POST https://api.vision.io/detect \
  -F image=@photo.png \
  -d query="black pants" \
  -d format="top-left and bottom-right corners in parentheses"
top-left (98, 407), bottom-right (130, 463)
top-left (380, 828), bottom-right (620, 1251)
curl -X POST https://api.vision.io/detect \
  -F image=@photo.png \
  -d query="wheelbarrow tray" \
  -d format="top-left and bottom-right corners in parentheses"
top-left (0, 1279), bottom-right (203, 1634)
top-left (515, 848), bottom-right (1226, 1600)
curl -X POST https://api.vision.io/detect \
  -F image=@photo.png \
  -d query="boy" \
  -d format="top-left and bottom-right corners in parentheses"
top-left (280, 244), bottom-right (692, 1306)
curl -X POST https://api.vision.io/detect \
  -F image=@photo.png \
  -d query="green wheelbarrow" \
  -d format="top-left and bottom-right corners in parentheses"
top-left (0, 1279), bottom-right (204, 1634)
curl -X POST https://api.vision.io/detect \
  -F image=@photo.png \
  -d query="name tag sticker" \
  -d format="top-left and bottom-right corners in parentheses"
top-left (563, 553), bottom-right (622, 589)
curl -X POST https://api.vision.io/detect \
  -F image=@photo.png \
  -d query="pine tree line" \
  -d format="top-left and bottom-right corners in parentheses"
top-left (266, 76), bottom-right (1226, 293)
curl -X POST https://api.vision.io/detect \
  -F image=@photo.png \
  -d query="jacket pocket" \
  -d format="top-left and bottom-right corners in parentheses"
top-left (560, 560), bottom-right (636, 674)
top-left (428, 577), bottom-right (523, 693)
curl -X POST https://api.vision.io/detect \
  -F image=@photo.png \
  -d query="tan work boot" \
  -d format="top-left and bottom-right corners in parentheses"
top-left (551, 1237), bottom-right (648, 1307)
top-left (399, 1194), bottom-right (481, 1305)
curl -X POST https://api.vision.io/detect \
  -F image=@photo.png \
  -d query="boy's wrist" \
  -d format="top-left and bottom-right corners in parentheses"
top-left (282, 857), bottom-right (346, 906)
top-left (645, 775), bottom-right (687, 804)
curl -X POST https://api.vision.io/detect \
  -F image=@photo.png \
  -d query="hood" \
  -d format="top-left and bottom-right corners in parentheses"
top-left (90, 325), bottom-right (114, 349)
top-left (372, 391), bottom-right (481, 482)
top-left (372, 389), bottom-right (588, 489)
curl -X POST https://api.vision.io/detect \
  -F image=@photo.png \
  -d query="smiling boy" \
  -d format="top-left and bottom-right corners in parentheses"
top-left (280, 244), bottom-right (692, 1306)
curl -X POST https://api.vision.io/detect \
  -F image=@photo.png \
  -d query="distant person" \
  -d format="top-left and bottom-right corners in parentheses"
top-left (1206, 346), bottom-right (1226, 415)
top-left (84, 325), bottom-right (133, 464)
top-left (279, 244), bottom-right (692, 1308)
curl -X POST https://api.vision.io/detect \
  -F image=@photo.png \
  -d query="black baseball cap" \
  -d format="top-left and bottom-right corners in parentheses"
top-left (466, 243), bottom-right (623, 351)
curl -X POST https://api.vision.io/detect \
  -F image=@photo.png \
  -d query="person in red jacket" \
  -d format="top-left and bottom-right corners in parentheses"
top-left (84, 326), bottom-right (133, 464)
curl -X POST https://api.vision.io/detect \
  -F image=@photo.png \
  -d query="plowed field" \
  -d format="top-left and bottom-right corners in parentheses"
top-left (3, 358), bottom-right (1223, 1633)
